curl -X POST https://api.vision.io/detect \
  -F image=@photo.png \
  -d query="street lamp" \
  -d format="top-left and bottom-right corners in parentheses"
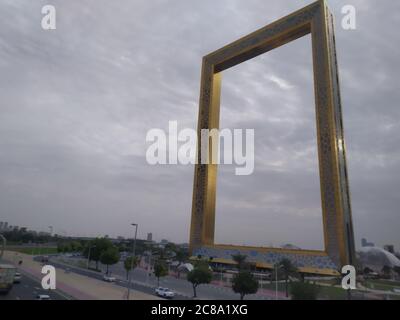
top-left (275, 263), bottom-right (283, 300)
top-left (87, 245), bottom-right (96, 269)
top-left (127, 223), bottom-right (138, 300)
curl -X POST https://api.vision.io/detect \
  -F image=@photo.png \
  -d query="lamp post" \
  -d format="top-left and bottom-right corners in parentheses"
top-left (127, 223), bottom-right (138, 300)
top-left (87, 245), bottom-right (96, 269)
top-left (145, 241), bottom-right (153, 284)
top-left (275, 263), bottom-right (283, 300)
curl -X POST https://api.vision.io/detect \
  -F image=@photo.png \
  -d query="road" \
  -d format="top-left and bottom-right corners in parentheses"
top-left (49, 256), bottom-right (272, 300)
top-left (0, 269), bottom-right (69, 300)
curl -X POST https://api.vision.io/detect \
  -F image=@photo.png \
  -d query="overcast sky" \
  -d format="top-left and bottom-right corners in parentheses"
top-left (0, 0), bottom-right (399, 250)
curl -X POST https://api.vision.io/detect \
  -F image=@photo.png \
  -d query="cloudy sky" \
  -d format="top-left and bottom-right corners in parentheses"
top-left (0, 0), bottom-right (399, 250)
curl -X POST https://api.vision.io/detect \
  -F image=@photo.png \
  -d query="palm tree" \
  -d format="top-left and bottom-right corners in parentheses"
top-left (382, 265), bottom-right (392, 278)
top-left (175, 249), bottom-right (188, 278)
top-left (278, 258), bottom-right (298, 298)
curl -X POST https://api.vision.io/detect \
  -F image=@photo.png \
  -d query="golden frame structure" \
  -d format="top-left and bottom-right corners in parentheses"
top-left (189, 0), bottom-right (356, 275)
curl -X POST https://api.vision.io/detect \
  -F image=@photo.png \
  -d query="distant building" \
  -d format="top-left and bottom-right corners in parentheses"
top-left (281, 244), bottom-right (301, 250)
top-left (361, 238), bottom-right (375, 247)
top-left (160, 239), bottom-right (169, 247)
top-left (0, 222), bottom-right (3, 230)
top-left (358, 246), bottom-right (400, 273)
top-left (147, 233), bottom-right (153, 242)
top-left (384, 245), bottom-right (395, 254)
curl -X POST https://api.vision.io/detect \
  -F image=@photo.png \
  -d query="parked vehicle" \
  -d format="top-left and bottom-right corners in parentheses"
top-left (103, 275), bottom-right (116, 282)
top-left (155, 287), bottom-right (175, 298)
top-left (0, 264), bottom-right (16, 294)
top-left (36, 294), bottom-right (51, 300)
top-left (13, 272), bottom-right (22, 284)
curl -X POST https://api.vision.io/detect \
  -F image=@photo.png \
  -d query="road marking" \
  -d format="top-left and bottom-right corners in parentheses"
top-left (18, 269), bottom-right (72, 300)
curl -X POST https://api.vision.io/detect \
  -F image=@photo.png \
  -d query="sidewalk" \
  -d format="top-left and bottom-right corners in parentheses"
top-left (4, 251), bottom-right (161, 300)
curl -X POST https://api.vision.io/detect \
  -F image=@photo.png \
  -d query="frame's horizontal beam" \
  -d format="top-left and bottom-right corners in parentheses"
top-left (214, 23), bottom-right (311, 73)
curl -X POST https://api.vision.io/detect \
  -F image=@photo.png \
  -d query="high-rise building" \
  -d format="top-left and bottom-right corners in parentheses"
top-left (147, 233), bottom-right (153, 242)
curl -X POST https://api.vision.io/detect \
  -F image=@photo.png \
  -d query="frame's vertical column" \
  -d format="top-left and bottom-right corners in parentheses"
top-left (203, 71), bottom-right (222, 246)
top-left (312, 1), bottom-right (355, 268)
top-left (189, 59), bottom-right (221, 252)
top-left (326, 7), bottom-right (356, 266)
top-left (311, 2), bottom-right (340, 267)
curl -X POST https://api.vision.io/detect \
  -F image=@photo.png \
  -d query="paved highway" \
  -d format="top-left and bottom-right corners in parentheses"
top-left (48, 256), bottom-right (271, 300)
top-left (0, 269), bottom-right (69, 300)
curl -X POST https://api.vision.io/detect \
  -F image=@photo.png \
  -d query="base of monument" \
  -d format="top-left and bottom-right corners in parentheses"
top-left (191, 244), bottom-right (340, 276)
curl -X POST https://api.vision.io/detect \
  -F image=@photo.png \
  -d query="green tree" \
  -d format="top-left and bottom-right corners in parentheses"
top-left (57, 243), bottom-right (65, 253)
top-left (382, 265), bottom-right (392, 278)
top-left (232, 271), bottom-right (259, 300)
top-left (70, 241), bottom-right (82, 252)
top-left (394, 266), bottom-right (400, 277)
top-left (175, 249), bottom-right (188, 279)
top-left (63, 243), bottom-right (72, 253)
top-left (84, 238), bottom-right (113, 270)
top-left (154, 260), bottom-right (168, 287)
top-left (290, 281), bottom-right (320, 300)
top-left (278, 258), bottom-right (298, 298)
top-left (363, 267), bottom-right (373, 275)
top-left (187, 262), bottom-right (212, 298)
top-left (100, 246), bottom-right (120, 274)
top-left (124, 256), bottom-right (139, 280)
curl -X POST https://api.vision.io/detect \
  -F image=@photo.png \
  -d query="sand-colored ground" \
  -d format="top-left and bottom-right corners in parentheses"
top-left (3, 250), bottom-right (161, 300)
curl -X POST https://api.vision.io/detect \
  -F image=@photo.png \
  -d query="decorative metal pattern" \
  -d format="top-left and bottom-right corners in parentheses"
top-left (189, 0), bottom-right (356, 275)
top-left (193, 246), bottom-right (338, 275)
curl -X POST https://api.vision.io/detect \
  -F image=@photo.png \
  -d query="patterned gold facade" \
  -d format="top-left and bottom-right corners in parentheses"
top-left (189, 0), bottom-right (356, 275)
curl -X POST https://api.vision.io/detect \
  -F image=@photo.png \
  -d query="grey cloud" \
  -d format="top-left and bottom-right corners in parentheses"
top-left (0, 0), bottom-right (399, 250)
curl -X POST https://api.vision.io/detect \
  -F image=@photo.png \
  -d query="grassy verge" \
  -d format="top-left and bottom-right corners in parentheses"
top-left (8, 246), bottom-right (58, 255)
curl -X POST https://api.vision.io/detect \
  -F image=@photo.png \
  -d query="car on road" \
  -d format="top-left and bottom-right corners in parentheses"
top-left (155, 287), bottom-right (175, 299)
top-left (36, 294), bottom-right (51, 300)
top-left (13, 272), bottom-right (22, 284)
top-left (40, 256), bottom-right (49, 263)
top-left (103, 275), bottom-right (116, 282)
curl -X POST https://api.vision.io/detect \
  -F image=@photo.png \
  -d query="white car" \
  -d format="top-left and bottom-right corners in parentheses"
top-left (103, 275), bottom-right (116, 282)
top-left (13, 272), bottom-right (22, 283)
top-left (36, 294), bottom-right (51, 300)
top-left (155, 287), bottom-right (175, 299)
